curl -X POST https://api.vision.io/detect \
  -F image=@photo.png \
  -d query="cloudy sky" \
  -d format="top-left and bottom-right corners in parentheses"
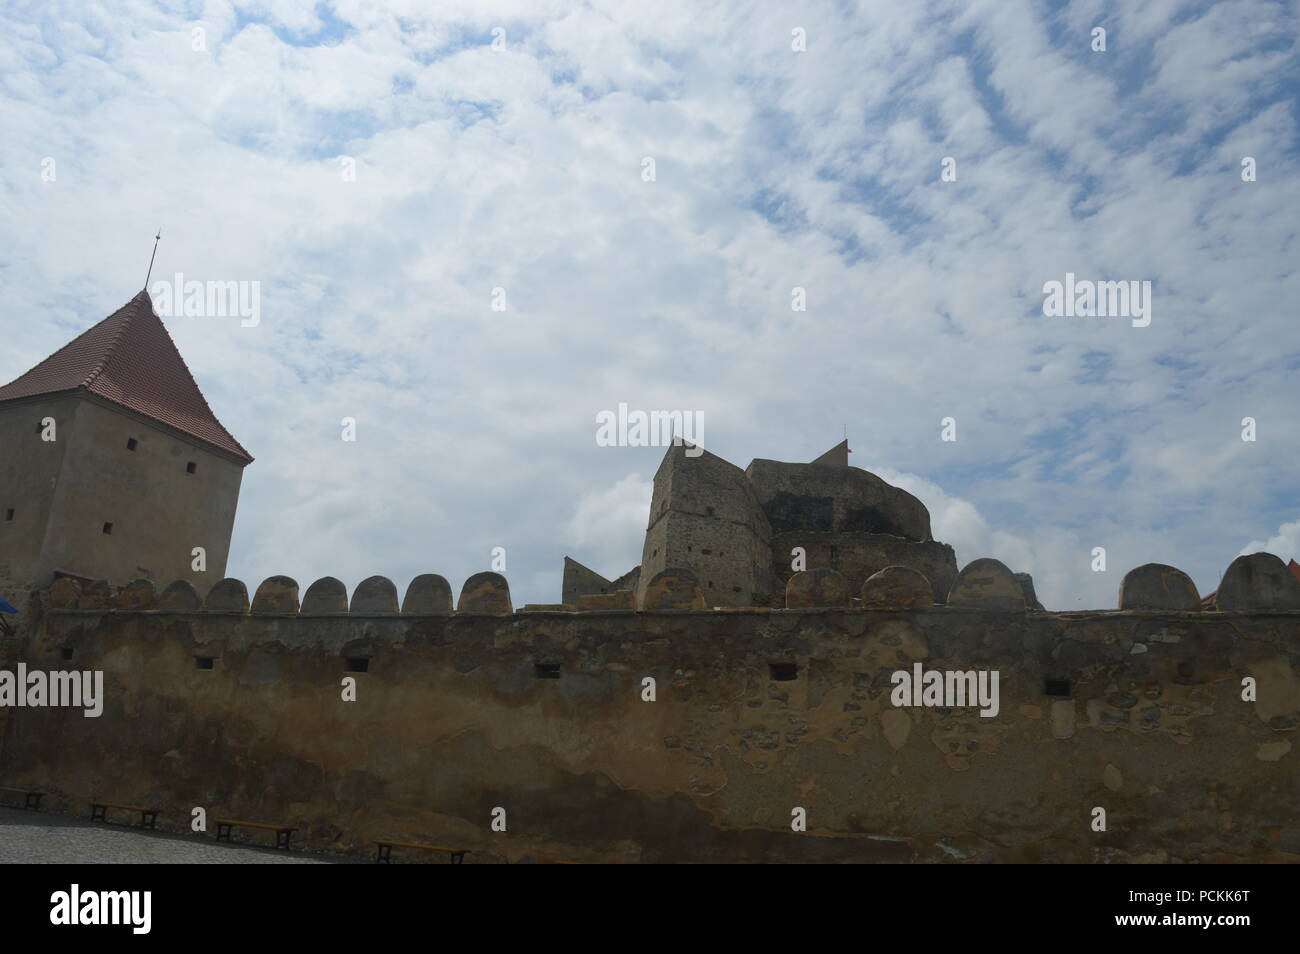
top-left (2, 0), bottom-right (1297, 610)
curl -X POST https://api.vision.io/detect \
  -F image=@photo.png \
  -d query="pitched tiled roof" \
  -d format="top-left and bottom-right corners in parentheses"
top-left (0, 291), bottom-right (252, 463)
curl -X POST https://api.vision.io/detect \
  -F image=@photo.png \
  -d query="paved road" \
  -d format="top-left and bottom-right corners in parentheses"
top-left (0, 806), bottom-right (359, 863)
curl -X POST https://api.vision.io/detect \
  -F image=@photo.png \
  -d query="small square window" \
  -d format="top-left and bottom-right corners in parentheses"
top-left (102, 522), bottom-right (113, 534)
top-left (534, 663), bottom-right (561, 679)
top-left (34, 421), bottom-right (43, 434)
top-left (769, 662), bottom-right (798, 682)
top-left (195, 656), bottom-right (215, 670)
top-left (126, 438), bottom-right (137, 451)
top-left (186, 461), bottom-right (196, 474)
top-left (4, 509), bottom-right (13, 521)
top-left (346, 657), bottom-right (369, 673)
top-left (1044, 679), bottom-right (1071, 697)
top-left (61, 647), bottom-right (73, 661)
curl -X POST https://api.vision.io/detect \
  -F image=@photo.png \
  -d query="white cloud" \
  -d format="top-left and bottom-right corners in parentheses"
top-left (1241, 518), bottom-right (1300, 564)
top-left (563, 472), bottom-right (651, 578)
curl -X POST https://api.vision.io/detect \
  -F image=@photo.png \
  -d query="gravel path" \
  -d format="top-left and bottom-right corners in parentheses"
top-left (0, 806), bottom-right (360, 864)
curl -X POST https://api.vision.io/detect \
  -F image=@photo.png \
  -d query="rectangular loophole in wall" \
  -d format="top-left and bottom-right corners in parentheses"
top-left (534, 663), bottom-right (561, 679)
top-left (346, 657), bottom-right (369, 673)
top-left (61, 647), bottom-right (73, 661)
top-left (1044, 678), bottom-right (1071, 697)
top-left (102, 522), bottom-right (113, 534)
top-left (769, 662), bottom-right (798, 682)
top-left (4, 508), bottom-right (12, 521)
top-left (186, 461), bottom-right (196, 474)
top-left (195, 656), bottom-right (214, 670)
top-left (126, 438), bottom-right (137, 451)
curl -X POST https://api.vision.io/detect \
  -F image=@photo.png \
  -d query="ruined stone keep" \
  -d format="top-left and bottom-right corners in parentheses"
top-left (564, 439), bottom-right (960, 609)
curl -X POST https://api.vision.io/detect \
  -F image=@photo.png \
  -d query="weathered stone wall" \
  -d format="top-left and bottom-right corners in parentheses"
top-left (639, 445), bottom-right (773, 607)
top-left (0, 393), bottom-right (245, 591)
top-left (770, 531), bottom-right (958, 604)
top-left (2, 568), bottom-right (1297, 864)
top-left (0, 394), bottom-right (77, 601)
top-left (746, 458), bottom-right (933, 541)
top-left (630, 446), bottom-right (953, 609)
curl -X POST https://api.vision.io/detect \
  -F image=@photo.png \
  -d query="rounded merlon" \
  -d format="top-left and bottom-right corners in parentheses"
top-left (203, 578), bottom-right (249, 614)
top-left (158, 579), bottom-right (201, 612)
top-left (457, 572), bottom-right (512, 614)
top-left (78, 580), bottom-right (115, 610)
top-left (401, 574), bottom-right (453, 614)
top-left (117, 578), bottom-right (156, 610)
top-left (1118, 563), bottom-right (1199, 611)
top-left (252, 575), bottom-right (300, 614)
top-left (947, 558), bottom-right (1025, 610)
top-left (861, 565), bottom-right (933, 609)
top-left (639, 568), bottom-right (707, 610)
top-left (351, 576), bottom-right (400, 614)
top-left (301, 577), bottom-right (348, 614)
top-left (1216, 553), bottom-right (1300, 611)
top-left (785, 567), bottom-right (850, 608)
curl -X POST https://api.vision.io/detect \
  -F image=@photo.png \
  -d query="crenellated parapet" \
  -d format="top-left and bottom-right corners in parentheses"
top-left (36, 551), bottom-right (1300, 618)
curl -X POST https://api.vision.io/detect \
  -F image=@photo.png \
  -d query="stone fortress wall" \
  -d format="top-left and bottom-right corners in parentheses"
top-left (1, 552), bottom-right (1297, 863)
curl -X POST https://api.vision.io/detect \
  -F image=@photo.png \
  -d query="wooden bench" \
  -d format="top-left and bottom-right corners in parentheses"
top-left (90, 801), bottom-right (159, 829)
top-left (374, 840), bottom-right (468, 864)
top-left (215, 819), bottom-right (297, 850)
top-left (0, 787), bottom-right (42, 810)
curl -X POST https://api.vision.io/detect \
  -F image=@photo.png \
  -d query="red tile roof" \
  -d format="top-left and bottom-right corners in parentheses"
top-left (0, 291), bottom-right (252, 463)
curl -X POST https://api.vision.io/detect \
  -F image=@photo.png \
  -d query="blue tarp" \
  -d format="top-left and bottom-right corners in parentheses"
top-left (0, 597), bottom-right (19, 614)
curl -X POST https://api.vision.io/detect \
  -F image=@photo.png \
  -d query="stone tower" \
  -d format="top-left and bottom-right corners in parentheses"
top-left (637, 442), bottom-right (774, 607)
top-left (0, 291), bottom-right (252, 598)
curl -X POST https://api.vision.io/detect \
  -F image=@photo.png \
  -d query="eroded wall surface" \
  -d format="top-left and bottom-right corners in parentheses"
top-left (770, 531), bottom-right (958, 605)
top-left (3, 595), bottom-right (1297, 863)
